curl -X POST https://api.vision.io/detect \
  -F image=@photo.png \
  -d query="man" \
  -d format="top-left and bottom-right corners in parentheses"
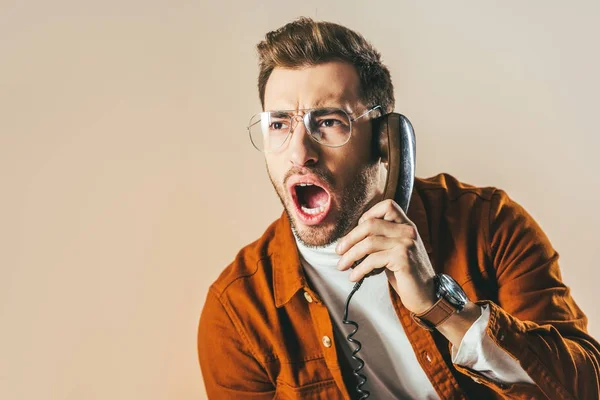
top-left (198, 18), bottom-right (600, 399)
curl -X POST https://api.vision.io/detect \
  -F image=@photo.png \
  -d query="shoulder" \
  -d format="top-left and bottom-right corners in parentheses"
top-left (200, 214), bottom-right (292, 358)
top-left (411, 173), bottom-right (521, 262)
top-left (207, 214), bottom-right (285, 306)
top-left (414, 172), bottom-right (500, 202)
top-left (414, 173), bottom-right (527, 224)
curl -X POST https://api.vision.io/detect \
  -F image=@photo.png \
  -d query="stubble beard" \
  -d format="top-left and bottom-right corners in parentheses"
top-left (267, 161), bottom-right (380, 248)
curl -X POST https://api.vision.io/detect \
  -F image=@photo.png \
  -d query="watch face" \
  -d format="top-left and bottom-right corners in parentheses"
top-left (436, 274), bottom-right (468, 309)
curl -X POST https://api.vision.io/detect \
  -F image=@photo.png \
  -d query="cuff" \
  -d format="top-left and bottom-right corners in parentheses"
top-left (451, 300), bottom-right (544, 398)
top-left (451, 303), bottom-right (491, 364)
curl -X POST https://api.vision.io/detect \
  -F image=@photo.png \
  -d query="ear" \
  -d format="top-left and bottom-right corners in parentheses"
top-left (371, 114), bottom-right (392, 167)
top-left (374, 113), bottom-right (406, 203)
top-left (370, 116), bottom-right (385, 164)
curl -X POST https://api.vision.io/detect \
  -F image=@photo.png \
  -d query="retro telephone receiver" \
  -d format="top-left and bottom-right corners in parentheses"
top-left (342, 111), bottom-right (416, 399)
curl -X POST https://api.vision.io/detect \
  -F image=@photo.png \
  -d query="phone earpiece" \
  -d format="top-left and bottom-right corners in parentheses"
top-left (372, 113), bottom-right (416, 214)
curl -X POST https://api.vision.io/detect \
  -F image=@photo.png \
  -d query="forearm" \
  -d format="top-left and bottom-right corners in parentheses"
top-left (450, 303), bottom-right (535, 386)
top-left (436, 301), bottom-right (482, 348)
top-left (454, 300), bottom-right (600, 399)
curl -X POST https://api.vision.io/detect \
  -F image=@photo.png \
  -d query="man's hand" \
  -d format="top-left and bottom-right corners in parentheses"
top-left (335, 199), bottom-right (437, 315)
top-left (335, 199), bottom-right (482, 345)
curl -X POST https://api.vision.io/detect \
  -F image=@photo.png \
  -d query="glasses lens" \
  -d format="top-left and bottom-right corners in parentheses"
top-left (248, 111), bottom-right (292, 152)
top-left (248, 108), bottom-right (353, 152)
top-left (306, 108), bottom-right (351, 146)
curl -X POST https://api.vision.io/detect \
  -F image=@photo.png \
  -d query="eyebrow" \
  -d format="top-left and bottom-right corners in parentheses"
top-left (310, 108), bottom-right (347, 117)
top-left (312, 98), bottom-right (353, 111)
top-left (265, 104), bottom-right (356, 115)
top-left (269, 111), bottom-right (293, 118)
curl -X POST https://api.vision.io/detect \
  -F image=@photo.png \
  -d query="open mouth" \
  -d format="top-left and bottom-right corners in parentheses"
top-left (290, 182), bottom-right (332, 225)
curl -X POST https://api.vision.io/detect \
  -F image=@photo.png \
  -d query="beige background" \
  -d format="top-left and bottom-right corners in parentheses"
top-left (1, 1), bottom-right (599, 399)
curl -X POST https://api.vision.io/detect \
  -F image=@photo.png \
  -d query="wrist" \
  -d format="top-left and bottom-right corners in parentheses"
top-left (410, 273), bottom-right (471, 332)
top-left (413, 277), bottom-right (437, 314)
top-left (437, 301), bottom-right (482, 347)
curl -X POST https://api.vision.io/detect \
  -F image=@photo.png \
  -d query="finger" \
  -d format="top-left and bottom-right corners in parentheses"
top-left (359, 199), bottom-right (410, 225)
top-left (337, 235), bottom-right (392, 271)
top-left (336, 219), bottom-right (416, 255)
top-left (348, 250), bottom-right (402, 282)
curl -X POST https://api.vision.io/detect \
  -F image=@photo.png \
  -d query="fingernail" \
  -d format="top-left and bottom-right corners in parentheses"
top-left (336, 242), bottom-right (344, 254)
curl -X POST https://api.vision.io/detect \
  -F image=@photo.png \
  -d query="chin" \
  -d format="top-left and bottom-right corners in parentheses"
top-left (296, 227), bottom-right (336, 247)
top-left (290, 212), bottom-right (340, 247)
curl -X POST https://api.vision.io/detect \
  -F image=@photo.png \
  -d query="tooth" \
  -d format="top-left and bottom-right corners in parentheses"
top-left (301, 206), bottom-right (313, 214)
top-left (301, 204), bottom-right (326, 215)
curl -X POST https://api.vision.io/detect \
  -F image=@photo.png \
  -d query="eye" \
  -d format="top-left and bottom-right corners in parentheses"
top-left (269, 121), bottom-right (289, 131)
top-left (318, 118), bottom-right (343, 128)
top-left (312, 109), bottom-right (349, 129)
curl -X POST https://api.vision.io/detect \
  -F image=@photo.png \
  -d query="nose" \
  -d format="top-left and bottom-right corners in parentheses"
top-left (287, 115), bottom-right (319, 167)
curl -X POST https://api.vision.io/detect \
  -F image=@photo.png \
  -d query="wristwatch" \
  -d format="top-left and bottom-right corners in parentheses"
top-left (411, 273), bottom-right (469, 331)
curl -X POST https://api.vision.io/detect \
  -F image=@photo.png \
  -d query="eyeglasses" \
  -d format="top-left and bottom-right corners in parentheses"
top-left (247, 105), bottom-right (382, 153)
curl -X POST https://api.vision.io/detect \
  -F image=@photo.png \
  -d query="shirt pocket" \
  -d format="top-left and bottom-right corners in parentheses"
top-left (274, 378), bottom-right (344, 400)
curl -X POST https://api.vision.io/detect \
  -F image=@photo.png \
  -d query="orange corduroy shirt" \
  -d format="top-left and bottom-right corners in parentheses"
top-left (198, 173), bottom-right (600, 399)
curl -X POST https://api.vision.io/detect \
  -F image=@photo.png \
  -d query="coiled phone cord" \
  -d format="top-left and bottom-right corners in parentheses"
top-left (342, 276), bottom-right (370, 399)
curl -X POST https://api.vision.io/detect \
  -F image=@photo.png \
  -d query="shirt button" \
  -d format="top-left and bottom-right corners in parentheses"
top-left (322, 336), bottom-right (332, 348)
top-left (498, 330), bottom-right (505, 341)
top-left (424, 352), bottom-right (432, 363)
top-left (303, 291), bottom-right (313, 303)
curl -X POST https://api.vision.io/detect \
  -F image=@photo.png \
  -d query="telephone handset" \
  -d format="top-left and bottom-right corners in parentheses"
top-left (375, 112), bottom-right (416, 214)
top-left (342, 112), bottom-right (416, 399)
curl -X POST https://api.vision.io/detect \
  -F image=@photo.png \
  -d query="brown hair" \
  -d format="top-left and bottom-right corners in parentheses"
top-left (256, 17), bottom-right (395, 113)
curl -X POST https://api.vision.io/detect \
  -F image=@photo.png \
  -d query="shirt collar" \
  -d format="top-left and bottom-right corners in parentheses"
top-left (272, 184), bottom-right (432, 308)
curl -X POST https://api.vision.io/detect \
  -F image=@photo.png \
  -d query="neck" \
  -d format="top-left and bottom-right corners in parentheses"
top-left (293, 230), bottom-right (341, 270)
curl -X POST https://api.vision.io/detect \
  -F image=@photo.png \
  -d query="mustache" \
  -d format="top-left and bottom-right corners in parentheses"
top-left (283, 166), bottom-right (335, 187)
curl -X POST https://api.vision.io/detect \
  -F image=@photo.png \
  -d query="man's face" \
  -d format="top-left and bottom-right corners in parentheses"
top-left (263, 61), bottom-right (384, 247)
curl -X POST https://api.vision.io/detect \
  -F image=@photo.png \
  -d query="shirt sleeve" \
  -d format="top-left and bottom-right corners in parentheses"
top-left (452, 304), bottom-right (535, 385)
top-left (452, 189), bottom-right (600, 399)
top-left (198, 287), bottom-right (276, 399)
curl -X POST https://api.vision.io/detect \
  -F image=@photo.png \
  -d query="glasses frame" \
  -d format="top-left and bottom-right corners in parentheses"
top-left (247, 105), bottom-right (383, 153)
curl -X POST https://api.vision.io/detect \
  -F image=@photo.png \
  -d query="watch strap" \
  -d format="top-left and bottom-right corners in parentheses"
top-left (410, 297), bottom-right (458, 331)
